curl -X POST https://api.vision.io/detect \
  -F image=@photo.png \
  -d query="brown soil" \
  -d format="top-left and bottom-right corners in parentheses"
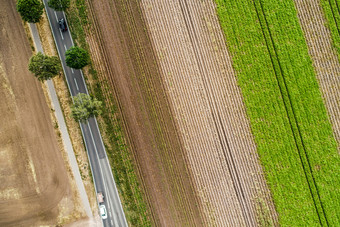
top-left (294, 0), bottom-right (340, 151)
top-left (0, 1), bottom-right (79, 226)
top-left (85, 0), bottom-right (277, 226)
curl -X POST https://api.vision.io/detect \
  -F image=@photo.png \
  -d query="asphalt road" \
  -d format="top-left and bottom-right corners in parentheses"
top-left (42, 2), bottom-right (128, 227)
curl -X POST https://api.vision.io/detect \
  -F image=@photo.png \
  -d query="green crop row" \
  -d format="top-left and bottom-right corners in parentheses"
top-left (66, 1), bottom-right (151, 226)
top-left (320, 0), bottom-right (340, 58)
top-left (215, 0), bottom-right (339, 226)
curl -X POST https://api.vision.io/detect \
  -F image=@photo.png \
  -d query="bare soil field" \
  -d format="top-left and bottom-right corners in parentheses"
top-left (140, 0), bottom-right (278, 225)
top-left (84, 0), bottom-right (279, 225)
top-left (294, 0), bottom-right (340, 150)
top-left (0, 1), bottom-right (80, 226)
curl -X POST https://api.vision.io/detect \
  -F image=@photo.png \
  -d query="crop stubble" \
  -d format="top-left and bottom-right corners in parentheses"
top-left (141, 0), bottom-right (278, 225)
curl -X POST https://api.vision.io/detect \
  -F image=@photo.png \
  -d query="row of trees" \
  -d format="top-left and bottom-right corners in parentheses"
top-left (17, 0), bottom-right (70, 23)
top-left (29, 46), bottom-right (89, 80)
top-left (21, 1), bottom-right (100, 122)
top-left (28, 49), bottom-right (97, 122)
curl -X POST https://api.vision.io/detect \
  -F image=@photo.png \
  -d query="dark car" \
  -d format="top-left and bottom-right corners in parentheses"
top-left (58, 18), bottom-right (67, 32)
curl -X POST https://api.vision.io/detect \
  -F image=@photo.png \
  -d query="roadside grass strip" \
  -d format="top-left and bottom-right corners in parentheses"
top-left (320, 0), bottom-right (340, 57)
top-left (215, 0), bottom-right (340, 225)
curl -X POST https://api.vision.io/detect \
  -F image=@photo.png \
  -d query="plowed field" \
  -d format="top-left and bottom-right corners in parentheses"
top-left (86, 0), bottom-right (202, 225)
top-left (0, 1), bottom-right (76, 226)
top-left (140, 0), bottom-right (278, 225)
top-left (85, 0), bottom-right (277, 225)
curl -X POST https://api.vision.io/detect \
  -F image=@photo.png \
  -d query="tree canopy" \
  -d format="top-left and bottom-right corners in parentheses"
top-left (71, 93), bottom-right (102, 122)
top-left (16, 0), bottom-right (44, 23)
top-left (28, 52), bottom-right (62, 81)
top-left (47, 0), bottom-right (70, 11)
top-left (65, 46), bottom-right (90, 69)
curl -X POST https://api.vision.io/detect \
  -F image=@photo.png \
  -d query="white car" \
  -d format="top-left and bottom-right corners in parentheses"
top-left (99, 205), bottom-right (107, 220)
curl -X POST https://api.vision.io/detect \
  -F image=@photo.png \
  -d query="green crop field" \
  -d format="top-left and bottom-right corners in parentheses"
top-left (320, 0), bottom-right (340, 57)
top-left (215, 0), bottom-right (340, 225)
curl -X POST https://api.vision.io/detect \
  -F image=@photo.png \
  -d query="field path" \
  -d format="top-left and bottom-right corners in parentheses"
top-left (294, 0), bottom-right (340, 149)
top-left (141, 0), bottom-right (278, 225)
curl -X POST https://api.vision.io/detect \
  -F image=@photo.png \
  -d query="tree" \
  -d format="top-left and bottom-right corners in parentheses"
top-left (71, 93), bottom-right (102, 122)
top-left (65, 46), bottom-right (90, 69)
top-left (47, 0), bottom-right (70, 11)
top-left (28, 52), bottom-right (62, 81)
top-left (16, 0), bottom-right (44, 23)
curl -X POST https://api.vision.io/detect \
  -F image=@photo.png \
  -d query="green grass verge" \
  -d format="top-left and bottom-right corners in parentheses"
top-left (215, 0), bottom-right (340, 226)
top-left (65, 1), bottom-right (151, 226)
top-left (320, 0), bottom-right (340, 58)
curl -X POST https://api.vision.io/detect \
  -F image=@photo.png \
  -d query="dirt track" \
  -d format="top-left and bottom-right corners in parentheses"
top-left (294, 0), bottom-right (340, 150)
top-left (0, 1), bottom-right (75, 226)
top-left (86, 0), bottom-right (278, 225)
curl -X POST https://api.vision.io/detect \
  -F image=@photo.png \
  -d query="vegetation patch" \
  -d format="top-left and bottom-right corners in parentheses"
top-left (16, 0), bottom-right (44, 23)
top-left (320, 0), bottom-right (340, 58)
top-left (66, 0), bottom-right (87, 49)
top-left (28, 52), bottom-right (61, 81)
top-left (215, 0), bottom-right (339, 225)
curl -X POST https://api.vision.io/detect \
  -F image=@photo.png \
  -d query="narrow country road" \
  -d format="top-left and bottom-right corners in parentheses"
top-left (42, 2), bottom-right (128, 227)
